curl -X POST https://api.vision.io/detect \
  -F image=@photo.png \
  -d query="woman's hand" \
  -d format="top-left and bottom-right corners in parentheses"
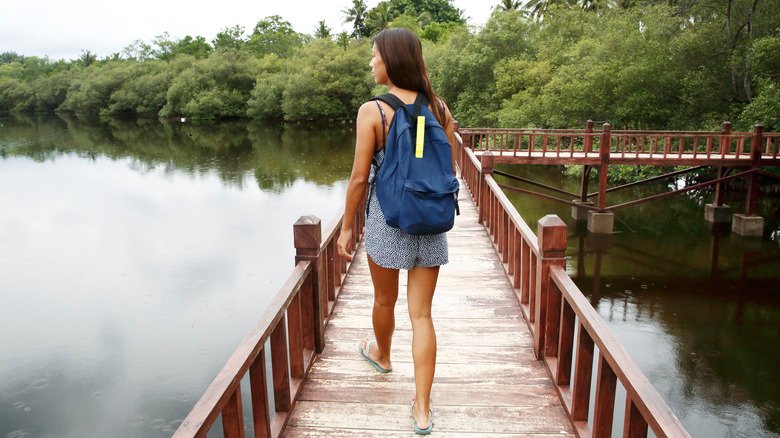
top-left (337, 227), bottom-right (354, 261)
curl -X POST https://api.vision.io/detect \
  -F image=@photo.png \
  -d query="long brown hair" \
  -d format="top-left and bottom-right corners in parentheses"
top-left (372, 28), bottom-right (448, 127)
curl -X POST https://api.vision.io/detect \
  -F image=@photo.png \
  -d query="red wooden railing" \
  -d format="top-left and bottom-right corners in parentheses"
top-left (173, 197), bottom-right (366, 437)
top-left (456, 131), bottom-right (690, 438)
top-left (461, 122), bottom-right (778, 165)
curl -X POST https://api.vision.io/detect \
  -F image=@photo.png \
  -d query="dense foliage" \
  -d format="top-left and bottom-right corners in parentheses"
top-left (1, 0), bottom-right (778, 132)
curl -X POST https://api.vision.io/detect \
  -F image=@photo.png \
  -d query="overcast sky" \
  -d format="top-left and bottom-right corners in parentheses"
top-left (1, 0), bottom-right (496, 61)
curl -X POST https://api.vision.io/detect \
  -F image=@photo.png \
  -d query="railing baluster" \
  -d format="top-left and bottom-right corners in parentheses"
top-left (249, 348), bottom-right (271, 438)
top-left (520, 240), bottom-right (530, 303)
top-left (556, 299), bottom-right (575, 385)
top-left (513, 229), bottom-right (522, 288)
top-left (287, 291), bottom-right (305, 378)
top-left (270, 318), bottom-right (291, 413)
top-left (572, 325), bottom-right (594, 421)
top-left (529, 251), bottom-right (537, 323)
top-left (221, 384), bottom-right (244, 438)
top-left (593, 355), bottom-right (618, 438)
top-left (326, 242), bottom-right (336, 301)
top-left (623, 398), bottom-right (649, 438)
top-left (678, 136), bottom-right (684, 158)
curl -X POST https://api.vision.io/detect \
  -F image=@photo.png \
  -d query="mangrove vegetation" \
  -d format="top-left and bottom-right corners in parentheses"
top-left (0, 0), bottom-right (778, 132)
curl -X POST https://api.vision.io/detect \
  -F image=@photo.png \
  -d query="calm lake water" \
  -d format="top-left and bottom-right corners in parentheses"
top-left (1, 115), bottom-right (779, 437)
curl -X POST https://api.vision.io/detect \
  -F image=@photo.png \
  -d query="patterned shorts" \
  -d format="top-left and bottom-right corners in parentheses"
top-left (364, 179), bottom-right (449, 270)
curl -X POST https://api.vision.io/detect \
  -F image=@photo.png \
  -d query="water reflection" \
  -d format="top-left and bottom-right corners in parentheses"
top-left (0, 115), bottom-right (353, 437)
top-left (0, 113), bottom-right (354, 192)
top-left (498, 164), bottom-right (780, 437)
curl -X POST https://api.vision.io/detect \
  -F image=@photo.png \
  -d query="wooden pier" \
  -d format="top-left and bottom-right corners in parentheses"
top-left (284, 180), bottom-right (574, 436)
top-left (174, 132), bottom-right (691, 438)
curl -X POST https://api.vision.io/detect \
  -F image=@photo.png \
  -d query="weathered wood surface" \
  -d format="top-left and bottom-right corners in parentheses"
top-left (286, 181), bottom-right (574, 436)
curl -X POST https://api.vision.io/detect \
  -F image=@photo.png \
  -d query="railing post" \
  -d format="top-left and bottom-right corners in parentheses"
top-left (479, 151), bottom-right (494, 225)
top-left (294, 215), bottom-right (325, 353)
top-left (598, 123), bottom-right (611, 210)
top-left (585, 119), bottom-right (594, 154)
top-left (534, 215), bottom-right (567, 360)
top-left (720, 121), bottom-right (732, 157)
top-left (454, 121), bottom-right (463, 171)
top-left (746, 124), bottom-right (763, 216)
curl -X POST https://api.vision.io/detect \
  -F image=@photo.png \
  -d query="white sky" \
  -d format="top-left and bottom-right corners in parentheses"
top-left (1, 0), bottom-right (495, 60)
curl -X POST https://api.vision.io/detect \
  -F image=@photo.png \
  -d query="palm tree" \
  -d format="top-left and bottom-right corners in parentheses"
top-left (496, 0), bottom-right (522, 11)
top-left (365, 2), bottom-right (392, 35)
top-left (314, 20), bottom-right (331, 39)
top-left (580, 0), bottom-right (611, 11)
top-left (343, 0), bottom-right (369, 39)
top-left (523, 0), bottom-right (577, 20)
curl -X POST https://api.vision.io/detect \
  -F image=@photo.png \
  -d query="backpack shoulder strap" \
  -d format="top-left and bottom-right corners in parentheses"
top-left (372, 93), bottom-right (405, 111)
top-left (414, 92), bottom-right (430, 107)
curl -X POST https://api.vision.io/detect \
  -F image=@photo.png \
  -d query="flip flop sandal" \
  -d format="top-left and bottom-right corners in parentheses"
top-left (411, 398), bottom-right (434, 435)
top-left (358, 340), bottom-right (392, 373)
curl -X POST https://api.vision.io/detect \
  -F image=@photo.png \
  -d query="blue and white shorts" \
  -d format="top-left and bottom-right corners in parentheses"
top-left (364, 149), bottom-right (449, 270)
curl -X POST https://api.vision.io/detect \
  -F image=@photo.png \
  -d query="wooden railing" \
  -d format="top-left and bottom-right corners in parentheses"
top-left (456, 132), bottom-right (690, 438)
top-left (174, 197), bottom-right (366, 437)
top-left (461, 122), bottom-right (778, 164)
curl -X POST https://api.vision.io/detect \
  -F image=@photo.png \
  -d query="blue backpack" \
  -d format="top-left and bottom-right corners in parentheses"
top-left (370, 92), bottom-right (459, 235)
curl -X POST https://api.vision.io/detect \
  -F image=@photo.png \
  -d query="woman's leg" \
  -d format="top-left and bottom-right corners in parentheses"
top-left (407, 265), bottom-right (439, 428)
top-left (361, 256), bottom-right (400, 370)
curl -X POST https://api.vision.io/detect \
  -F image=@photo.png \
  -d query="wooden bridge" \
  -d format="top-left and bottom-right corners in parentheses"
top-left (173, 130), bottom-right (694, 438)
top-left (461, 122), bottom-right (780, 235)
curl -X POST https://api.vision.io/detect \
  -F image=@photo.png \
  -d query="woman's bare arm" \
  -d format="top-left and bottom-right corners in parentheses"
top-left (337, 102), bottom-right (380, 260)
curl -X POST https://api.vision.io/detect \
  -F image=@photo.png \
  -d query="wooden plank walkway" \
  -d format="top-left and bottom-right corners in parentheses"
top-left (284, 181), bottom-right (575, 437)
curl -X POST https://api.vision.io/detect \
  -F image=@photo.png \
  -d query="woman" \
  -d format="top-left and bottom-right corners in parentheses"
top-left (336, 28), bottom-right (458, 435)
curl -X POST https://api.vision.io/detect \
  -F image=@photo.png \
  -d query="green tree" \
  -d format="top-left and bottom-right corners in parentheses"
top-left (280, 39), bottom-right (373, 121)
top-left (61, 60), bottom-right (138, 114)
top-left (496, 0), bottom-right (522, 10)
top-left (0, 78), bottom-right (34, 113)
top-left (79, 50), bottom-right (97, 67)
top-left (122, 40), bottom-right (155, 61)
top-left (32, 68), bottom-right (78, 112)
top-left (384, 0), bottom-right (464, 24)
top-left (107, 56), bottom-right (196, 115)
top-left (430, 10), bottom-right (530, 126)
top-left (336, 32), bottom-right (351, 49)
top-left (314, 20), bottom-right (332, 38)
top-left (247, 15), bottom-right (304, 58)
top-left (161, 50), bottom-right (261, 119)
top-left (344, 0), bottom-right (370, 39)
top-left (0, 52), bottom-right (25, 64)
top-left (171, 36), bottom-right (212, 59)
top-left (212, 25), bottom-right (246, 51)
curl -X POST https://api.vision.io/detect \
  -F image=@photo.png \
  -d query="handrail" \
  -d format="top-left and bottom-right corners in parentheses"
top-left (454, 129), bottom-right (690, 438)
top-left (461, 122), bottom-right (778, 162)
top-left (550, 266), bottom-right (689, 437)
top-left (174, 260), bottom-right (313, 437)
top-left (175, 193), bottom-right (367, 437)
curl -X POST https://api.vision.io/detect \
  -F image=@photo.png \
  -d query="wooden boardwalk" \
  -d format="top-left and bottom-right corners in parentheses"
top-left (284, 181), bottom-right (575, 437)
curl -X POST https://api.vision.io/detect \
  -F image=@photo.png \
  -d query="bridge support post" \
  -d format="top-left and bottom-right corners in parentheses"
top-left (534, 215), bottom-right (567, 361)
top-left (587, 211), bottom-right (614, 234)
top-left (572, 200), bottom-right (594, 221)
top-left (733, 125), bottom-right (764, 237)
top-left (572, 165), bottom-right (593, 220)
top-left (732, 214), bottom-right (764, 237)
top-left (705, 203), bottom-right (732, 223)
top-left (294, 215), bottom-right (326, 353)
